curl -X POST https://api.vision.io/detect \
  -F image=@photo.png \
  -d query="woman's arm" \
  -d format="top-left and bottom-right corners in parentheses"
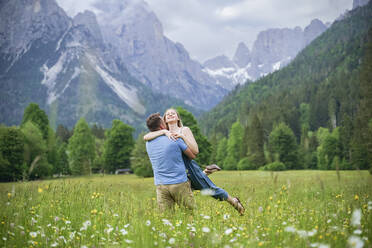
top-left (143, 129), bottom-right (175, 141)
top-left (176, 127), bottom-right (199, 155)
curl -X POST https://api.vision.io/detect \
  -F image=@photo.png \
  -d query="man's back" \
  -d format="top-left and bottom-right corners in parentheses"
top-left (146, 136), bottom-right (188, 185)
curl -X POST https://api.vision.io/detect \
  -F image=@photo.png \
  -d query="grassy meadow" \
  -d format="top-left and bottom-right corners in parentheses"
top-left (0, 171), bottom-right (371, 247)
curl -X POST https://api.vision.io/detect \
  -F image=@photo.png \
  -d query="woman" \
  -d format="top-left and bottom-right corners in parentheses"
top-left (144, 108), bottom-right (245, 215)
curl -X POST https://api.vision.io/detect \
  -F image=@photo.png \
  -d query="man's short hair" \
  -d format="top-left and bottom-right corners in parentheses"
top-left (146, 113), bottom-right (163, 131)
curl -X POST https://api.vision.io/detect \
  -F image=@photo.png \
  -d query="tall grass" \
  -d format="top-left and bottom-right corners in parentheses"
top-left (0, 171), bottom-right (371, 247)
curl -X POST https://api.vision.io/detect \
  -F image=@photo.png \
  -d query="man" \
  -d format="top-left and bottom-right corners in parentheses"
top-left (145, 113), bottom-right (196, 211)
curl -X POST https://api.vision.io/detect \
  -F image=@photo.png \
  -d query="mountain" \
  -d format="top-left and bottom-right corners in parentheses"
top-left (203, 19), bottom-right (327, 89)
top-left (93, 0), bottom-right (226, 109)
top-left (0, 0), bottom-right (198, 130)
top-left (200, 1), bottom-right (372, 139)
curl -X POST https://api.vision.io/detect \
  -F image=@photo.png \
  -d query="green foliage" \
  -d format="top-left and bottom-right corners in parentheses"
top-left (224, 121), bottom-right (244, 170)
top-left (103, 120), bottom-right (134, 173)
top-left (176, 107), bottom-right (211, 165)
top-left (269, 123), bottom-right (299, 169)
top-left (260, 161), bottom-right (286, 171)
top-left (131, 133), bottom-right (153, 177)
top-left (0, 126), bottom-right (25, 181)
top-left (215, 138), bottom-right (227, 168)
top-left (21, 121), bottom-right (51, 179)
top-left (237, 157), bottom-right (256, 170)
top-left (56, 124), bottom-right (72, 143)
top-left (244, 115), bottom-right (266, 167)
top-left (21, 103), bottom-right (50, 140)
top-left (316, 127), bottom-right (342, 170)
top-left (55, 142), bottom-right (70, 175)
top-left (67, 118), bottom-right (96, 175)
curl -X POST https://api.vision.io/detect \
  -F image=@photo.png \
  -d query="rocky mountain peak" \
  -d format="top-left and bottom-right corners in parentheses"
top-left (233, 42), bottom-right (251, 68)
top-left (303, 19), bottom-right (327, 46)
top-left (73, 10), bottom-right (103, 45)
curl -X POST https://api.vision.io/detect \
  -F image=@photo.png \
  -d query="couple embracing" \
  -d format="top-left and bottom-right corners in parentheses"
top-left (145, 108), bottom-right (245, 215)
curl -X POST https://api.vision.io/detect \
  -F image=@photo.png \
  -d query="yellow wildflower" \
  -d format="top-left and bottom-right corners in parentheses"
top-left (354, 195), bottom-right (359, 200)
top-left (38, 188), bottom-right (43, 193)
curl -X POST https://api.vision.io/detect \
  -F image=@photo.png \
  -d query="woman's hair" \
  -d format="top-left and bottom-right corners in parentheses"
top-left (163, 108), bottom-right (183, 130)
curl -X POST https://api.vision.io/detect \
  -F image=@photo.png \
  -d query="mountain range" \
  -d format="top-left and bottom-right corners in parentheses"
top-left (0, 0), bottom-right (365, 130)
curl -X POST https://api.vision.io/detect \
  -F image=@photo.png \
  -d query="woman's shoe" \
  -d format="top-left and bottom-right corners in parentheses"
top-left (233, 197), bottom-right (245, 216)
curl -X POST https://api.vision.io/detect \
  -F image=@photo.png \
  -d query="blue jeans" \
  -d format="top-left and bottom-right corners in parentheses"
top-left (183, 156), bottom-right (228, 201)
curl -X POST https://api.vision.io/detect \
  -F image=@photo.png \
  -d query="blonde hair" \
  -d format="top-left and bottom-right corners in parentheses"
top-left (163, 108), bottom-right (183, 130)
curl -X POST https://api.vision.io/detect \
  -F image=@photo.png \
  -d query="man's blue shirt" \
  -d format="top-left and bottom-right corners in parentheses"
top-left (146, 135), bottom-right (188, 185)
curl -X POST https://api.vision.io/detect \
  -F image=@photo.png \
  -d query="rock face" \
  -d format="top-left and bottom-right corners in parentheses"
top-left (0, 0), bottom-right (203, 129)
top-left (0, 0), bottom-right (224, 129)
top-left (203, 19), bottom-right (328, 89)
top-left (353, 0), bottom-right (370, 9)
top-left (93, 0), bottom-right (226, 108)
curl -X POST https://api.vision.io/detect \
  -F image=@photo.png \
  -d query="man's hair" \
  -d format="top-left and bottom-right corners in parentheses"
top-left (146, 113), bottom-right (163, 131)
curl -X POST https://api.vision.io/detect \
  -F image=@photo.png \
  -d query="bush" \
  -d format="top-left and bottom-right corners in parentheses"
top-left (260, 162), bottom-right (286, 171)
top-left (237, 157), bottom-right (257, 170)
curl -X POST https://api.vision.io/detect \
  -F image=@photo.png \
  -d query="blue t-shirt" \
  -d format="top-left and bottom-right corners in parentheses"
top-left (146, 136), bottom-right (188, 185)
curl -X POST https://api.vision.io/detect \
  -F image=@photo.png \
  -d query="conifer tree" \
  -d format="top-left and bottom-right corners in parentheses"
top-left (103, 120), bottom-right (134, 173)
top-left (224, 121), bottom-right (243, 170)
top-left (67, 118), bottom-right (96, 175)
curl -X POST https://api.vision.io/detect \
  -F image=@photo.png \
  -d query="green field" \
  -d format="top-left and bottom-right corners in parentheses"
top-left (0, 171), bottom-right (371, 247)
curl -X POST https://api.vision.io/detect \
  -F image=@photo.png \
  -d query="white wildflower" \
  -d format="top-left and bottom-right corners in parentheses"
top-left (29, 232), bottom-right (37, 238)
top-left (351, 209), bottom-right (362, 227)
top-left (354, 229), bottom-right (362, 235)
top-left (202, 227), bottom-right (210, 233)
top-left (51, 242), bottom-right (58, 247)
top-left (282, 221), bottom-right (287, 225)
top-left (120, 229), bottom-right (128, 235)
top-left (223, 214), bottom-right (230, 220)
top-left (307, 229), bottom-right (317, 237)
top-left (169, 238), bottom-right (175, 244)
top-left (125, 239), bottom-right (133, 244)
top-left (65, 220), bottom-right (71, 224)
top-left (284, 226), bottom-right (296, 233)
top-left (124, 224), bottom-right (130, 228)
top-left (327, 219), bottom-right (331, 223)
top-left (225, 228), bottom-right (233, 235)
top-left (258, 206), bottom-right (263, 213)
top-left (2, 237), bottom-right (7, 241)
top-left (162, 219), bottom-right (172, 226)
top-left (348, 235), bottom-right (364, 248)
top-left (203, 215), bottom-right (211, 219)
top-left (113, 213), bottom-right (119, 217)
top-left (146, 220), bottom-right (151, 226)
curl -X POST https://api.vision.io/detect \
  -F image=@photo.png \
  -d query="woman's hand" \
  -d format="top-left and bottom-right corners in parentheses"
top-left (165, 130), bottom-right (178, 141)
top-left (170, 131), bottom-right (185, 140)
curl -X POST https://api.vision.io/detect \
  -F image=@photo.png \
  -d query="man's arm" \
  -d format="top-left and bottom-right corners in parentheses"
top-left (183, 147), bottom-right (196, 160)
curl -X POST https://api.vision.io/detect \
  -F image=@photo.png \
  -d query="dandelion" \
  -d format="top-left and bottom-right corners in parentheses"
top-left (354, 195), bottom-right (359, 201)
top-left (169, 238), bottom-right (175, 244)
top-left (38, 188), bottom-right (43, 193)
top-left (29, 232), bottom-right (37, 238)
top-left (348, 235), bottom-right (364, 248)
top-left (202, 227), bottom-right (210, 233)
top-left (351, 209), bottom-right (361, 227)
top-left (225, 228), bottom-right (233, 235)
top-left (91, 209), bottom-right (98, 214)
top-left (7, 193), bottom-right (11, 198)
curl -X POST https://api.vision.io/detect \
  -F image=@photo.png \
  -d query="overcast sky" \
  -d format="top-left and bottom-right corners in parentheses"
top-left (57, 0), bottom-right (353, 63)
